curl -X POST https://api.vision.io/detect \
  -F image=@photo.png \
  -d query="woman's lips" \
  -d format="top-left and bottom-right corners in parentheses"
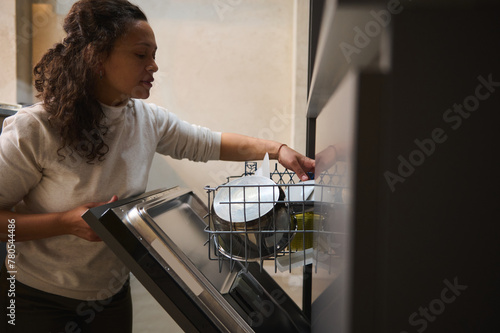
top-left (141, 80), bottom-right (153, 88)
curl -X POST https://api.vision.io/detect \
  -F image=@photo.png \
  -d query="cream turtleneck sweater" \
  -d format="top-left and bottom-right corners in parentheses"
top-left (0, 99), bottom-right (220, 300)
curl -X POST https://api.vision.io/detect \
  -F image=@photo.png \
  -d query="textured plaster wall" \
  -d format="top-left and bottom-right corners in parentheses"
top-left (0, 0), bottom-right (16, 104)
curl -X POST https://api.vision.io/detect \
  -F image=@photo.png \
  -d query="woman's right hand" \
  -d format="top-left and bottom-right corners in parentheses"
top-left (61, 195), bottom-right (118, 242)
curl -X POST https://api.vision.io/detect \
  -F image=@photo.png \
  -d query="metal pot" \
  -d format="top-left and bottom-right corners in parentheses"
top-left (211, 175), bottom-right (296, 261)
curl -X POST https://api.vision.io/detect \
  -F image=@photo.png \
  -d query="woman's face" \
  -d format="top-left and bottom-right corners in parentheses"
top-left (97, 20), bottom-right (158, 106)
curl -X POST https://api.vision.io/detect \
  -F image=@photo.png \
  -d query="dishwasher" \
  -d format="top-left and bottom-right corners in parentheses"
top-left (82, 161), bottom-right (349, 333)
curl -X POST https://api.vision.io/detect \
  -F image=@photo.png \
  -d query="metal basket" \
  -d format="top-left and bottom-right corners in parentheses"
top-left (204, 162), bottom-right (349, 273)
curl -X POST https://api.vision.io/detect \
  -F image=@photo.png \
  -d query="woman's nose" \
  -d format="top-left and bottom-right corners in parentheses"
top-left (147, 60), bottom-right (158, 73)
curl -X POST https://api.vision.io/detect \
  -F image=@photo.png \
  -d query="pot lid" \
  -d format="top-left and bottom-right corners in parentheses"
top-left (213, 175), bottom-right (280, 223)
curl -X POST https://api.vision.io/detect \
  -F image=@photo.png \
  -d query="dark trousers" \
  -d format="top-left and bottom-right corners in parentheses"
top-left (0, 265), bottom-right (132, 333)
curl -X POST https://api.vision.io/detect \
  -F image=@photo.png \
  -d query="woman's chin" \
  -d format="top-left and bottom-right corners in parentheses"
top-left (131, 86), bottom-right (151, 100)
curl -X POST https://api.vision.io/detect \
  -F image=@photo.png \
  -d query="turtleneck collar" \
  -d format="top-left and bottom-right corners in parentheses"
top-left (99, 101), bottom-right (128, 121)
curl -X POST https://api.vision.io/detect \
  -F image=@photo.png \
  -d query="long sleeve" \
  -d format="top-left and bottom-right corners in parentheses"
top-left (148, 103), bottom-right (221, 162)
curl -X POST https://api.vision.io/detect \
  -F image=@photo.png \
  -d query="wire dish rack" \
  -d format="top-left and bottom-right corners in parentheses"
top-left (204, 162), bottom-right (349, 273)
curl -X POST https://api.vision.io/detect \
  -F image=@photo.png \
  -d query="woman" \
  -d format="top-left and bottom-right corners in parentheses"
top-left (0, 0), bottom-right (314, 332)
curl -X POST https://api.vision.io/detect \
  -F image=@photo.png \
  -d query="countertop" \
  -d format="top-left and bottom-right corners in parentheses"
top-left (0, 103), bottom-right (21, 117)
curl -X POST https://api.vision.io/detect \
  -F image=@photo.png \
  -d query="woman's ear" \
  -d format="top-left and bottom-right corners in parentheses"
top-left (96, 60), bottom-right (105, 80)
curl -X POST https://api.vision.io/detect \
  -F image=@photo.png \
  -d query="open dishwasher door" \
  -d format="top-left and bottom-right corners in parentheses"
top-left (82, 187), bottom-right (310, 333)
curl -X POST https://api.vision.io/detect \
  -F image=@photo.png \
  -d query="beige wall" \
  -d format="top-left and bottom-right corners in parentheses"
top-left (31, 3), bottom-right (65, 84)
top-left (0, 0), bottom-right (16, 104)
top-left (141, 0), bottom-right (309, 198)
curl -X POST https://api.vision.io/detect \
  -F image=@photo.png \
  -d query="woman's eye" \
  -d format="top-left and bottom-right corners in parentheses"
top-left (136, 54), bottom-right (146, 59)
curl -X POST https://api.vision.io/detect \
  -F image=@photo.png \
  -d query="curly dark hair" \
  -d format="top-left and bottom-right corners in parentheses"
top-left (33, 0), bottom-right (147, 162)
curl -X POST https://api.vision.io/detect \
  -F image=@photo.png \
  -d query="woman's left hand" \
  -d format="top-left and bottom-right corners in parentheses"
top-left (220, 133), bottom-right (315, 180)
top-left (277, 144), bottom-right (315, 181)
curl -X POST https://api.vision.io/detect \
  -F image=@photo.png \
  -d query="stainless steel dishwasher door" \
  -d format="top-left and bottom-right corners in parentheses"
top-left (83, 187), bottom-right (310, 333)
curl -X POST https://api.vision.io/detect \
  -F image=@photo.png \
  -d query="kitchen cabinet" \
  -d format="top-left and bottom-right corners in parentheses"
top-left (311, 1), bottom-right (500, 332)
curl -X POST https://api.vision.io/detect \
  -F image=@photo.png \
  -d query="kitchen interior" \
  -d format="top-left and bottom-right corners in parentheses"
top-left (1, 0), bottom-right (500, 332)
